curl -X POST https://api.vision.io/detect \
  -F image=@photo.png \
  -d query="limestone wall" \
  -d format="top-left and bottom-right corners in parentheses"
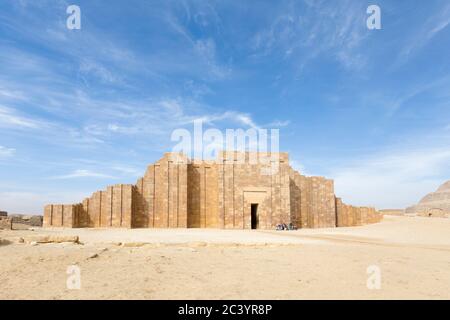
top-left (44, 184), bottom-right (134, 228)
top-left (216, 152), bottom-right (291, 229)
top-left (289, 171), bottom-right (336, 228)
top-left (379, 209), bottom-right (404, 216)
top-left (0, 217), bottom-right (12, 230)
top-left (132, 153), bottom-right (188, 228)
top-left (335, 199), bottom-right (382, 227)
top-left (188, 161), bottom-right (219, 228)
top-left (43, 204), bottom-right (81, 227)
top-left (74, 184), bottom-right (134, 228)
top-left (367, 207), bottom-right (383, 223)
top-left (43, 151), bottom-right (383, 229)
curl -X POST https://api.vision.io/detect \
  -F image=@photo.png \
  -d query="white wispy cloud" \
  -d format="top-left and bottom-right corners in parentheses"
top-left (78, 59), bottom-right (124, 85)
top-left (79, 96), bottom-right (271, 140)
top-left (50, 169), bottom-right (117, 180)
top-left (0, 87), bottom-right (27, 101)
top-left (166, 11), bottom-right (231, 80)
top-left (0, 146), bottom-right (16, 158)
top-left (332, 146), bottom-right (450, 209)
top-left (266, 120), bottom-right (290, 128)
top-left (251, 0), bottom-right (368, 71)
top-left (0, 3), bottom-right (263, 151)
top-left (0, 1), bottom-right (144, 90)
top-left (399, 3), bottom-right (450, 60)
top-left (193, 110), bottom-right (261, 130)
top-left (217, 111), bottom-right (260, 129)
top-left (367, 74), bottom-right (450, 116)
top-left (193, 38), bottom-right (231, 79)
top-left (290, 159), bottom-right (310, 176)
top-left (0, 105), bottom-right (44, 129)
top-left (111, 166), bottom-right (142, 177)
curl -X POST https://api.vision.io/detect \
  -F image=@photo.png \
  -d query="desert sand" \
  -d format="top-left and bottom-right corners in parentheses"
top-left (0, 215), bottom-right (449, 300)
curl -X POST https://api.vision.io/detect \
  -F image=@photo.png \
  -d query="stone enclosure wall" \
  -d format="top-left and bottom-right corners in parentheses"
top-left (9, 215), bottom-right (43, 227)
top-left (0, 217), bottom-right (12, 230)
top-left (44, 152), bottom-right (382, 229)
top-left (44, 184), bottom-right (134, 228)
top-left (289, 170), bottom-right (336, 228)
top-left (335, 198), bottom-right (382, 227)
top-left (379, 209), bottom-right (405, 216)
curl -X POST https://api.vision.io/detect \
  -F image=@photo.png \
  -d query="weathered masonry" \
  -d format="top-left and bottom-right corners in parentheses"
top-left (44, 152), bottom-right (382, 229)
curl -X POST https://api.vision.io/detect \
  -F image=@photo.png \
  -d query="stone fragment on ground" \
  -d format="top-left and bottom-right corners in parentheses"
top-left (21, 235), bottom-right (79, 244)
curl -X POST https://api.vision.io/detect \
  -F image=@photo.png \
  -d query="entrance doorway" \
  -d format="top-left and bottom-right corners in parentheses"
top-left (251, 204), bottom-right (259, 229)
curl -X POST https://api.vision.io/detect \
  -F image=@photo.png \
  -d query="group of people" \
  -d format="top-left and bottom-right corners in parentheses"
top-left (275, 223), bottom-right (297, 231)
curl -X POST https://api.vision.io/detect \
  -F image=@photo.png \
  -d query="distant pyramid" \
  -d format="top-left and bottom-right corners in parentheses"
top-left (406, 180), bottom-right (450, 217)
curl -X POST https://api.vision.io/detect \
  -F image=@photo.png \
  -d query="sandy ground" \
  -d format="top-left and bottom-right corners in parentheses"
top-left (0, 215), bottom-right (449, 300)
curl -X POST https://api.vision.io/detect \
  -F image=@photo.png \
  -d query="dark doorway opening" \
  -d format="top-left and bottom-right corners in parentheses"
top-left (251, 204), bottom-right (259, 229)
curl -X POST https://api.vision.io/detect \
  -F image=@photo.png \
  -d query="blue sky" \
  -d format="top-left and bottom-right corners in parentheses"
top-left (1, 0), bottom-right (449, 214)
